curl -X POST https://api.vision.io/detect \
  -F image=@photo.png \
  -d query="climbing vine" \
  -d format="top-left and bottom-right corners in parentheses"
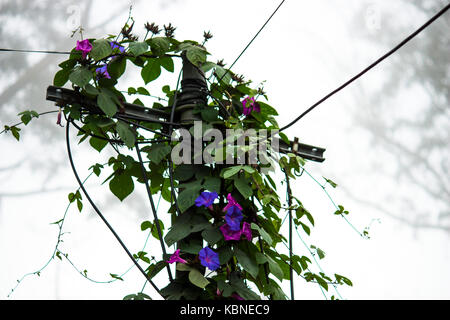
top-left (2, 18), bottom-right (357, 300)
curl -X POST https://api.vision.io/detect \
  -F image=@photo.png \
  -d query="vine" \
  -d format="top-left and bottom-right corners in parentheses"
top-left (2, 18), bottom-right (360, 300)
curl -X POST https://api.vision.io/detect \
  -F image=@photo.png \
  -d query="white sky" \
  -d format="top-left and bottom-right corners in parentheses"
top-left (0, 0), bottom-right (449, 300)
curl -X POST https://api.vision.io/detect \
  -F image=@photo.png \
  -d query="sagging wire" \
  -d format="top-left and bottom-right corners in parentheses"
top-left (278, 3), bottom-right (450, 133)
top-left (135, 142), bottom-right (173, 282)
top-left (65, 117), bottom-right (162, 297)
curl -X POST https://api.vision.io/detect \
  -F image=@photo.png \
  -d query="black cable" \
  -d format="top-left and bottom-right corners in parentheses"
top-left (279, 2), bottom-right (450, 133)
top-left (0, 48), bottom-right (74, 55)
top-left (135, 142), bottom-right (173, 282)
top-left (65, 119), bottom-right (162, 297)
top-left (115, 115), bottom-right (173, 139)
top-left (215, 0), bottom-right (286, 85)
top-left (284, 170), bottom-right (294, 300)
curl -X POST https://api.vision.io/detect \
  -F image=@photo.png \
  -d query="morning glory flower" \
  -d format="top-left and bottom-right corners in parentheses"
top-left (110, 41), bottom-right (125, 53)
top-left (224, 206), bottom-right (243, 231)
top-left (195, 191), bottom-right (218, 210)
top-left (95, 64), bottom-right (111, 79)
top-left (220, 224), bottom-right (242, 241)
top-left (241, 222), bottom-right (252, 241)
top-left (199, 247), bottom-right (220, 271)
top-left (223, 193), bottom-right (243, 212)
top-left (56, 108), bottom-right (63, 127)
top-left (166, 249), bottom-right (187, 264)
top-left (231, 293), bottom-right (244, 300)
top-left (242, 96), bottom-right (260, 116)
top-left (75, 39), bottom-right (92, 59)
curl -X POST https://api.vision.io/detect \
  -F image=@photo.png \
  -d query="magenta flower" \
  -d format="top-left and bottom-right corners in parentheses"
top-left (166, 249), bottom-right (187, 264)
top-left (242, 96), bottom-right (260, 116)
top-left (224, 206), bottom-right (243, 231)
top-left (220, 224), bottom-right (242, 241)
top-left (96, 64), bottom-right (111, 79)
top-left (56, 108), bottom-right (63, 127)
top-left (241, 222), bottom-right (252, 241)
top-left (75, 39), bottom-right (92, 59)
top-left (195, 191), bottom-right (218, 210)
top-left (223, 193), bottom-right (243, 212)
top-left (231, 293), bottom-right (244, 300)
top-left (199, 247), bottom-right (220, 271)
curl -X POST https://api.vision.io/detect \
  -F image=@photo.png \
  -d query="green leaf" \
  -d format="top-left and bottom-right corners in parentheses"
top-left (108, 56), bottom-right (127, 79)
top-left (164, 215), bottom-right (192, 247)
top-left (143, 143), bottom-right (171, 164)
top-left (109, 171), bottom-right (134, 201)
top-left (173, 164), bottom-right (196, 181)
top-left (186, 46), bottom-right (207, 67)
top-left (177, 187), bottom-right (201, 213)
top-left (234, 177), bottom-right (253, 199)
top-left (69, 66), bottom-right (92, 88)
top-left (266, 256), bottom-right (284, 281)
top-left (323, 177), bottom-right (338, 188)
top-left (141, 59), bottom-right (161, 84)
top-left (116, 121), bottom-right (136, 148)
top-left (89, 136), bottom-right (108, 152)
top-left (129, 41), bottom-right (149, 56)
top-left (201, 226), bottom-right (222, 245)
top-left (141, 220), bottom-right (152, 231)
top-left (222, 166), bottom-right (242, 179)
top-left (202, 177), bottom-right (220, 193)
top-left (188, 268), bottom-right (210, 288)
top-left (90, 39), bottom-right (113, 61)
top-left (53, 68), bottom-right (71, 86)
top-left (148, 37), bottom-right (170, 55)
top-left (137, 87), bottom-right (150, 95)
top-left (235, 248), bottom-right (259, 278)
top-left (250, 223), bottom-right (273, 246)
top-left (97, 91), bottom-right (118, 117)
top-left (10, 126), bottom-right (21, 141)
top-left (110, 273), bottom-right (124, 281)
top-left (147, 261), bottom-right (167, 279)
top-left (160, 56), bottom-right (174, 72)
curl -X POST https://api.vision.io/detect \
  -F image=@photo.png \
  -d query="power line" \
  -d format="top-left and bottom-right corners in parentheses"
top-left (0, 48), bottom-right (74, 55)
top-left (215, 0), bottom-right (286, 85)
top-left (65, 118), bottom-right (162, 297)
top-left (278, 2), bottom-right (450, 133)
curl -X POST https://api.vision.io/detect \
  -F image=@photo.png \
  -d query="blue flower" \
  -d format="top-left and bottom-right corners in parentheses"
top-left (199, 247), bottom-right (220, 271)
top-left (224, 206), bottom-right (243, 231)
top-left (95, 64), bottom-right (111, 79)
top-left (110, 41), bottom-right (125, 53)
top-left (195, 191), bottom-right (218, 210)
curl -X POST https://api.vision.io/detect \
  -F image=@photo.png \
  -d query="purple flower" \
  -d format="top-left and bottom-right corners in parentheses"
top-left (220, 224), bottom-right (242, 241)
top-left (75, 39), bottom-right (92, 59)
top-left (242, 96), bottom-right (260, 116)
top-left (241, 222), bottom-right (252, 241)
top-left (56, 108), bottom-right (63, 127)
top-left (223, 193), bottom-right (243, 212)
top-left (96, 64), bottom-right (111, 79)
top-left (231, 293), bottom-right (244, 300)
top-left (166, 249), bottom-right (187, 264)
top-left (199, 247), bottom-right (220, 271)
top-left (110, 41), bottom-right (125, 53)
top-left (224, 206), bottom-right (243, 231)
top-left (195, 191), bottom-right (218, 210)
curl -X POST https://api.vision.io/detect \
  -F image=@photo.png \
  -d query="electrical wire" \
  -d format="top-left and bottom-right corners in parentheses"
top-left (135, 142), bottom-right (173, 282)
top-left (215, 0), bottom-right (286, 85)
top-left (65, 118), bottom-right (162, 297)
top-left (278, 2), bottom-right (450, 133)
